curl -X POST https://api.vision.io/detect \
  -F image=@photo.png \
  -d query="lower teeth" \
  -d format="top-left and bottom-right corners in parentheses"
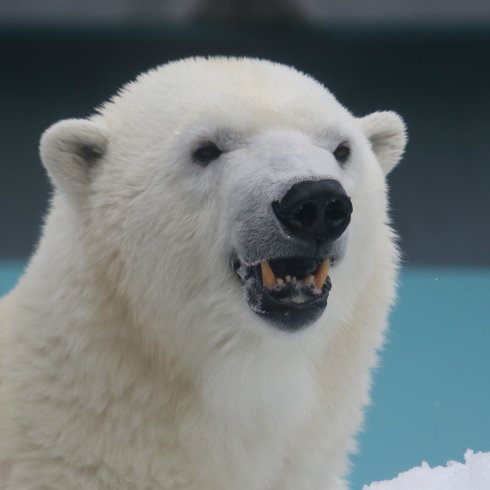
top-left (270, 277), bottom-right (325, 297)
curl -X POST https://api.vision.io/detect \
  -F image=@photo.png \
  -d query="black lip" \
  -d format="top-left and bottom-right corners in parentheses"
top-left (258, 278), bottom-right (331, 331)
top-left (232, 256), bottom-right (332, 332)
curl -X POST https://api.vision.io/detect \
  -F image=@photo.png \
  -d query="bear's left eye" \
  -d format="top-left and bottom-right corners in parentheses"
top-left (333, 144), bottom-right (350, 164)
top-left (192, 142), bottom-right (223, 166)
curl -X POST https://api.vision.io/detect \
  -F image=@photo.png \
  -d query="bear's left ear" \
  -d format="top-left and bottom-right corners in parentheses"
top-left (359, 111), bottom-right (407, 175)
top-left (40, 118), bottom-right (108, 197)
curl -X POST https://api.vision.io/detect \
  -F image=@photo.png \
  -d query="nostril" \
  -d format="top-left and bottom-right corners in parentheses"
top-left (324, 199), bottom-right (350, 223)
top-left (291, 202), bottom-right (317, 228)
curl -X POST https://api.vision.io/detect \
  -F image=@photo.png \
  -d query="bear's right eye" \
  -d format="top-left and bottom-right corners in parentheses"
top-left (192, 142), bottom-right (223, 166)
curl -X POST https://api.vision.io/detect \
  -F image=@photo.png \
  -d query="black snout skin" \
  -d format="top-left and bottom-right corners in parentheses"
top-left (272, 179), bottom-right (352, 243)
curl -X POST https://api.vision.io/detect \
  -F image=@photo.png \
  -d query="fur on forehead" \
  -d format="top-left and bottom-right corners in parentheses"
top-left (98, 57), bottom-right (354, 137)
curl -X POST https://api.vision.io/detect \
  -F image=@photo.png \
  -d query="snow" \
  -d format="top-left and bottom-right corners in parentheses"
top-left (363, 450), bottom-right (490, 490)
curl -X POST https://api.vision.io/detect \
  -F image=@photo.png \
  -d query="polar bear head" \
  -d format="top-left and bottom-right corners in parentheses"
top-left (40, 57), bottom-right (406, 354)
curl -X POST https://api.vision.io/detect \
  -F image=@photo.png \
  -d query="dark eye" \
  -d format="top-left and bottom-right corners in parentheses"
top-left (333, 144), bottom-right (350, 164)
top-left (192, 142), bottom-right (223, 166)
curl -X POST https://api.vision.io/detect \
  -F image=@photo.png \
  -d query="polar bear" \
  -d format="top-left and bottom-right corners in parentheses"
top-left (0, 57), bottom-right (406, 490)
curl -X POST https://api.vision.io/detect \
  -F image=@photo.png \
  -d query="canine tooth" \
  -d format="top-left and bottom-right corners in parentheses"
top-left (261, 260), bottom-right (276, 289)
top-left (314, 258), bottom-right (330, 289)
top-left (305, 274), bottom-right (315, 285)
top-left (276, 278), bottom-right (285, 287)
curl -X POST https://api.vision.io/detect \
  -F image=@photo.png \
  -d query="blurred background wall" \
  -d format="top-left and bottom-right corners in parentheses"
top-left (1, 0), bottom-right (489, 264)
top-left (1, 2), bottom-right (489, 488)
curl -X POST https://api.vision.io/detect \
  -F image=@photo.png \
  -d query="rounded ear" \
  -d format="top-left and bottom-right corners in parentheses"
top-left (40, 118), bottom-right (108, 196)
top-left (359, 111), bottom-right (407, 175)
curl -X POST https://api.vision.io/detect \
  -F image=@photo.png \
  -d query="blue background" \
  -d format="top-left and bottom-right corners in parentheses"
top-left (351, 268), bottom-right (490, 487)
top-left (2, 262), bottom-right (489, 488)
top-left (1, 17), bottom-right (489, 489)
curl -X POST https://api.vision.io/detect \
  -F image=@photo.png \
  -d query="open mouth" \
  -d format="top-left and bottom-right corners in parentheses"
top-left (232, 255), bottom-right (332, 331)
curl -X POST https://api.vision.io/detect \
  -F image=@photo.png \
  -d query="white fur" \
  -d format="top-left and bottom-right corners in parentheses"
top-left (0, 57), bottom-right (406, 490)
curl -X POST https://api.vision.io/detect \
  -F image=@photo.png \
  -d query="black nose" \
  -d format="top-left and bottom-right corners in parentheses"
top-left (272, 179), bottom-right (353, 242)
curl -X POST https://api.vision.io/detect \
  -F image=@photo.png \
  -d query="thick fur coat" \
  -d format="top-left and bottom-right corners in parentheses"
top-left (0, 58), bottom-right (406, 489)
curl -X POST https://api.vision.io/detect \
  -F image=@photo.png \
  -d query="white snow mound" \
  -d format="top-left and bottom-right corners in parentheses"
top-left (363, 450), bottom-right (490, 490)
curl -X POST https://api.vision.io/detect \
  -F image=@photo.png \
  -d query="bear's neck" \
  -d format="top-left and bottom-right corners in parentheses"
top-left (17, 194), bottom-right (319, 434)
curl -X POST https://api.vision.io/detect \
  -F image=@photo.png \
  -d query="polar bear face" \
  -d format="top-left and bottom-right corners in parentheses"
top-left (40, 58), bottom-right (405, 350)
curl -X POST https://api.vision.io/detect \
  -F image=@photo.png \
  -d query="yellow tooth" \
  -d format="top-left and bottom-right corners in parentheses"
top-left (314, 258), bottom-right (330, 289)
top-left (305, 274), bottom-right (315, 285)
top-left (276, 278), bottom-right (285, 287)
top-left (261, 260), bottom-right (276, 289)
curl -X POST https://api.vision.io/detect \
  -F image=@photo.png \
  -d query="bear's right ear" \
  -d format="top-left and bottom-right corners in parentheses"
top-left (40, 118), bottom-right (108, 196)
